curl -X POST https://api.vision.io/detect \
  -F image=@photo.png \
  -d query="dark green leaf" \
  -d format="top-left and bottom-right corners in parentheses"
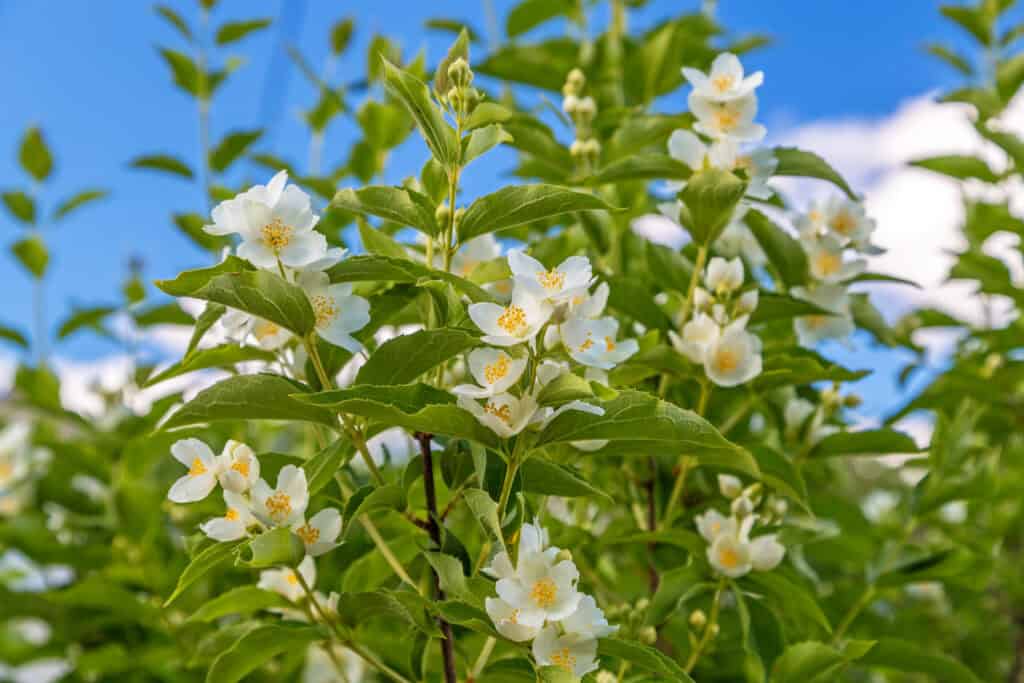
top-left (356, 328), bottom-right (478, 385)
top-left (458, 184), bottom-right (614, 241)
top-left (54, 189), bottom-right (108, 220)
top-left (215, 18), bottom-right (271, 45)
top-left (209, 129), bottom-right (263, 173)
top-left (19, 127), bottom-right (53, 182)
top-left (131, 154), bottom-right (194, 179)
top-left (773, 147), bottom-right (857, 199)
top-left (331, 186), bottom-right (440, 237)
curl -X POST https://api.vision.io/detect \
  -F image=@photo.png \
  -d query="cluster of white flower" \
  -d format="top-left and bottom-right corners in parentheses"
top-left (458, 250), bottom-right (637, 437)
top-left (0, 423), bottom-right (49, 517)
top-left (696, 475), bottom-right (785, 578)
top-left (791, 197), bottom-right (877, 347)
top-left (484, 522), bottom-right (617, 677)
top-left (166, 437), bottom-right (341, 557)
top-left (205, 170), bottom-right (370, 354)
top-left (669, 257), bottom-right (763, 387)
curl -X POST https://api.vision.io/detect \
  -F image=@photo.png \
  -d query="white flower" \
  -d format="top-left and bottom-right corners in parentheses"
top-left (451, 234), bottom-right (502, 277)
top-left (749, 534), bottom-right (785, 571)
top-left (695, 509), bottom-right (737, 543)
top-left (167, 438), bottom-right (222, 503)
top-left (303, 644), bottom-right (366, 683)
top-left (0, 423), bottom-right (31, 489)
top-left (508, 250), bottom-right (594, 305)
top-left (560, 316), bottom-right (639, 370)
top-left (359, 427), bottom-right (416, 472)
top-left (682, 53), bottom-right (763, 102)
top-left (258, 555), bottom-right (316, 603)
top-left (669, 312), bottom-right (720, 365)
top-left (732, 148), bottom-right (777, 200)
top-left (458, 393), bottom-right (538, 439)
top-left (218, 440), bottom-right (260, 493)
top-left (532, 626), bottom-right (599, 678)
top-left (252, 465), bottom-right (309, 527)
top-left (292, 508), bottom-right (342, 557)
top-left (825, 198), bottom-right (875, 248)
top-left (718, 474), bottom-right (743, 499)
top-left (453, 348), bottom-right (528, 398)
top-left (708, 529), bottom-right (753, 578)
top-left (703, 321), bottom-right (762, 387)
top-left (201, 490), bottom-right (257, 542)
top-left (690, 93), bottom-right (766, 143)
top-left (486, 523), bottom-right (581, 623)
top-left (806, 236), bottom-right (866, 284)
top-left (485, 596), bottom-right (544, 642)
top-left (300, 272), bottom-right (371, 353)
top-left (792, 284), bottom-right (856, 346)
top-left (205, 170), bottom-right (326, 270)
top-left (561, 595), bottom-right (619, 638)
top-left (222, 309), bottom-right (291, 350)
top-left (469, 287), bottom-right (553, 347)
top-left (705, 256), bottom-right (744, 294)
top-left (716, 217), bottom-right (768, 266)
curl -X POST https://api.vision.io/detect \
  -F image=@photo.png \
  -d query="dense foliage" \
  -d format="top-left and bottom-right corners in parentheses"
top-left (1, 1), bottom-right (1023, 682)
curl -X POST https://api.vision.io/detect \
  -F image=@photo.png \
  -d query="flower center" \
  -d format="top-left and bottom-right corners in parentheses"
top-left (295, 523), bottom-right (320, 545)
top-left (551, 647), bottom-right (576, 672)
top-left (484, 402), bottom-right (513, 423)
top-left (224, 508), bottom-right (239, 521)
top-left (261, 218), bottom-right (293, 251)
top-left (285, 571), bottom-right (299, 586)
top-left (484, 355), bottom-right (510, 385)
top-left (497, 305), bottom-right (528, 336)
top-left (265, 492), bottom-right (292, 521)
top-left (806, 315), bottom-right (828, 330)
top-left (508, 608), bottom-right (520, 625)
top-left (189, 457), bottom-right (208, 477)
top-left (530, 577), bottom-right (558, 608)
top-left (714, 108), bottom-right (739, 131)
top-left (311, 294), bottom-right (339, 328)
top-left (254, 321), bottom-right (281, 340)
top-left (719, 546), bottom-right (741, 569)
top-left (231, 459), bottom-right (250, 478)
top-left (712, 74), bottom-right (735, 93)
top-left (537, 270), bottom-right (565, 291)
top-left (604, 336), bottom-right (616, 352)
top-left (0, 461), bottom-right (12, 481)
top-left (815, 251), bottom-right (842, 276)
top-left (577, 334), bottom-right (594, 353)
top-left (735, 154), bottom-right (753, 172)
top-left (714, 348), bottom-right (739, 373)
top-left (831, 212), bottom-right (856, 235)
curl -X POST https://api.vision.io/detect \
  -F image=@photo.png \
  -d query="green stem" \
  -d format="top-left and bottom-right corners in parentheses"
top-left (684, 577), bottom-right (726, 673)
top-left (832, 585), bottom-right (876, 644)
top-left (471, 636), bottom-right (497, 680)
top-left (680, 244), bottom-right (708, 325)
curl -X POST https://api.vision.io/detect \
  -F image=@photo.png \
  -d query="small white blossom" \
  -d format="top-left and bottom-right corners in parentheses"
top-left (292, 508), bottom-right (342, 557)
top-left (201, 490), bottom-right (257, 542)
top-left (792, 284), bottom-right (856, 346)
top-left (468, 287), bottom-right (553, 347)
top-left (252, 465), bottom-right (309, 528)
top-left (718, 474), bottom-right (743, 499)
top-left (453, 348), bottom-right (528, 398)
top-left (218, 440), bottom-right (260, 494)
top-left (168, 438), bottom-right (222, 503)
top-left (299, 272), bottom-right (371, 353)
top-left (806, 237), bottom-right (866, 284)
top-left (696, 508), bottom-right (737, 543)
top-left (485, 596), bottom-right (544, 642)
top-left (561, 595), bottom-right (619, 639)
top-left (682, 53), bottom-right (764, 102)
top-left (508, 250), bottom-right (594, 305)
top-left (690, 93), bottom-right (766, 143)
top-left (703, 321), bottom-right (763, 387)
top-left (669, 312), bottom-right (720, 364)
top-left (705, 256), bottom-right (744, 295)
top-left (258, 555), bottom-right (316, 603)
top-left (222, 309), bottom-right (291, 350)
top-left (532, 626), bottom-right (599, 678)
top-left (560, 316), bottom-right (639, 370)
top-left (458, 393), bottom-right (538, 439)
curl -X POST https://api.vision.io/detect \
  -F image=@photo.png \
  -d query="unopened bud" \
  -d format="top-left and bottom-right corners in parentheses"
top-left (446, 86), bottom-right (461, 107)
top-left (562, 94), bottom-right (580, 115)
top-left (821, 387), bottom-right (840, 408)
top-left (718, 474), bottom-right (743, 499)
top-left (689, 609), bottom-right (707, 629)
top-left (570, 139), bottom-right (586, 158)
top-left (731, 495), bottom-right (753, 519)
top-left (447, 57), bottom-right (473, 88)
top-left (565, 67), bottom-right (586, 94)
top-left (771, 497), bottom-right (789, 518)
top-left (635, 598), bottom-right (650, 612)
top-left (982, 353), bottom-right (1002, 378)
top-left (556, 548), bottom-right (573, 563)
top-left (582, 138), bottom-right (602, 158)
top-left (709, 623), bottom-right (720, 637)
top-left (435, 204), bottom-right (451, 226)
top-left (464, 87), bottom-right (482, 111)
top-left (639, 626), bottom-right (657, 645)
top-left (843, 393), bottom-right (862, 408)
top-left (453, 207), bottom-right (466, 225)
top-left (576, 96), bottom-right (596, 120)
top-left (596, 672), bottom-right (617, 683)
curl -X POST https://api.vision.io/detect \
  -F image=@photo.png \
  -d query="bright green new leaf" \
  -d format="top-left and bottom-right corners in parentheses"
top-left (11, 235), bottom-right (49, 279)
top-left (215, 18), bottom-right (271, 45)
top-left (382, 58), bottom-right (459, 167)
top-left (19, 127), bottom-right (53, 182)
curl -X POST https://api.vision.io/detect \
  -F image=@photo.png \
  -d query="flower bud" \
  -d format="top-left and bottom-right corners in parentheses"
top-left (464, 87), bottom-right (482, 112)
top-left (982, 353), bottom-right (1003, 378)
top-left (435, 204), bottom-right (451, 226)
top-left (556, 548), bottom-right (574, 563)
top-left (562, 94), bottom-right (580, 115)
top-left (689, 609), bottom-right (707, 629)
top-left (718, 474), bottom-right (743, 499)
top-left (565, 67), bottom-right (585, 94)
top-left (446, 86), bottom-right (461, 107)
top-left (453, 207), bottom-right (466, 225)
top-left (570, 139), bottom-right (586, 158)
top-left (771, 497), bottom-right (789, 518)
top-left (639, 626), bottom-right (658, 645)
top-left (709, 623), bottom-right (720, 637)
top-left (596, 672), bottom-right (617, 683)
top-left (635, 598), bottom-right (650, 612)
top-left (576, 96), bottom-right (597, 120)
top-left (582, 138), bottom-right (602, 158)
top-left (447, 57), bottom-right (473, 88)
top-left (843, 393), bottom-right (862, 408)
top-left (731, 495), bottom-right (753, 519)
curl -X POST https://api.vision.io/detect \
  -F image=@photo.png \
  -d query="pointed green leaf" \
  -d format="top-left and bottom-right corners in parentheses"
top-left (382, 58), bottom-right (458, 166)
top-left (19, 127), bottom-right (53, 182)
top-left (54, 189), bottom-right (108, 220)
top-left (215, 18), bottom-right (271, 45)
top-left (164, 539), bottom-right (244, 606)
top-left (355, 328), bottom-right (479, 385)
top-left (132, 154), bottom-right (194, 179)
top-left (458, 183), bottom-right (614, 241)
top-left (773, 147), bottom-right (857, 198)
top-left (331, 185), bottom-right (441, 237)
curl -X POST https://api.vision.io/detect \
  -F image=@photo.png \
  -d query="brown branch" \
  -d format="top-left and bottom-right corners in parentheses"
top-left (415, 432), bottom-right (458, 683)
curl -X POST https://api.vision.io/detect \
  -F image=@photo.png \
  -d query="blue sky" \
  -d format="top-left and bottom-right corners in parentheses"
top-left (0, 0), bottom-right (1006, 420)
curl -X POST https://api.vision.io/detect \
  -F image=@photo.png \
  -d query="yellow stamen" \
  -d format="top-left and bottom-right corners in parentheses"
top-left (719, 546), bottom-right (741, 569)
top-left (231, 459), bottom-right (250, 478)
top-left (311, 294), bottom-right (339, 328)
top-left (484, 402), bottom-right (513, 423)
top-left (530, 577), bottom-right (558, 608)
top-left (831, 211), bottom-right (856, 235)
top-left (806, 315), bottom-right (828, 329)
top-left (815, 251), bottom-right (842, 276)
top-left (261, 218), bottom-right (293, 251)
top-left (714, 349), bottom-right (739, 373)
top-left (285, 571), bottom-right (299, 585)
top-left (188, 457), bottom-right (208, 477)
top-left (484, 355), bottom-right (510, 385)
top-left (714, 108), bottom-right (739, 132)
top-left (497, 305), bottom-right (528, 336)
top-left (550, 647), bottom-right (576, 672)
top-left (537, 270), bottom-right (565, 291)
top-left (224, 508), bottom-right (240, 521)
top-left (604, 336), bottom-right (616, 352)
top-left (265, 492), bottom-right (292, 520)
top-left (712, 74), bottom-right (735, 93)
top-left (0, 462), bottom-right (12, 481)
top-left (295, 523), bottom-right (320, 546)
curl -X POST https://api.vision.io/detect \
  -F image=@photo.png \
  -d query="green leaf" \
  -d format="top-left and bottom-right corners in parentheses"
top-left (535, 390), bottom-right (758, 477)
top-left (772, 147), bottom-right (857, 199)
top-left (343, 484), bottom-right (405, 532)
top-left (158, 48), bottom-right (201, 97)
top-left (858, 638), bottom-right (983, 683)
top-left (187, 303), bottom-right (226, 355)
top-left (462, 488), bottom-right (505, 549)
top-left (645, 243), bottom-right (695, 294)
top-left (463, 124), bottom-right (513, 166)
top-left (750, 293), bottom-right (833, 323)
top-left (519, 457), bottom-right (612, 501)
top-left (810, 429), bottom-right (920, 458)
top-left (239, 527), bottom-right (305, 568)
top-left (744, 572), bottom-right (831, 635)
top-left (161, 373), bottom-right (338, 430)
top-left (2, 190), bottom-right (36, 224)
top-left (11, 235), bottom-right (48, 279)
top-left (303, 439), bottom-right (349, 495)
top-left (940, 4), bottom-right (993, 45)
top-left (215, 18), bottom-right (271, 45)
top-left (747, 445), bottom-right (809, 512)
top-left (156, 257), bottom-right (315, 336)
top-left (382, 58), bottom-right (458, 166)
top-left (331, 17), bottom-right (354, 54)
top-left (186, 585), bottom-right (289, 623)
top-left (755, 348), bottom-right (869, 390)
top-left (924, 43), bottom-right (973, 75)
top-left (434, 28), bottom-right (471, 96)
top-left (423, 551), bottom-right (472, 601)
top-left (174, 212), bottom-right (230, 251)
top-left (0, 323), bottom-right (29, 348)
top-left (19, 127), bottom-right (53, 182)
top-left (771, 640), bottom-right (873, 683)
top-left (57, 306), bottom-right (116, 340)
top-left (295, 382), bottom-right (499, 447)
top-left (458, 183), bottom-right (614, 241)
top-left (996, 52), bottom-right (1024, 101)
top-left (910, 154), bottom-right (999, 182)
top-left (143, 344), bottom-right (277, 387)
top-left (131, 154), bottom-right (194, 179)
top-left (209, 129), bottom-right (263, 173)
top-left (598, 638), bottom-right (696, 682)
top-left (586, 155), bottom-right (691, 185)
top-left (358, 219), bottom-right (409, 259)
top-left (356, 328), bottom-right (478, 385)
top-left (164, 540), bottom-right (243, 606)
top-left (206, 624), bottom-right (321, 683)
top-left (534, 373), bottom-right (594, 406)
top-left (507, 0), bottom-right (576, 37)
top-left (745, 209), bottom-right (808, 288)
top-left (326, 254), bottom-right (495, 302)
top-left (155, 5), bottom-right (191, 40)
top-left (331, 185), bottom-right (441, 237)
top-left (678, 168), bottom-right (747, 245)
top-left (54, 189), bottom-right (108, 220)
top-left (465, 102), bottom-right (515, 130)
top-left (536, 667), bottom-right (576, 683)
